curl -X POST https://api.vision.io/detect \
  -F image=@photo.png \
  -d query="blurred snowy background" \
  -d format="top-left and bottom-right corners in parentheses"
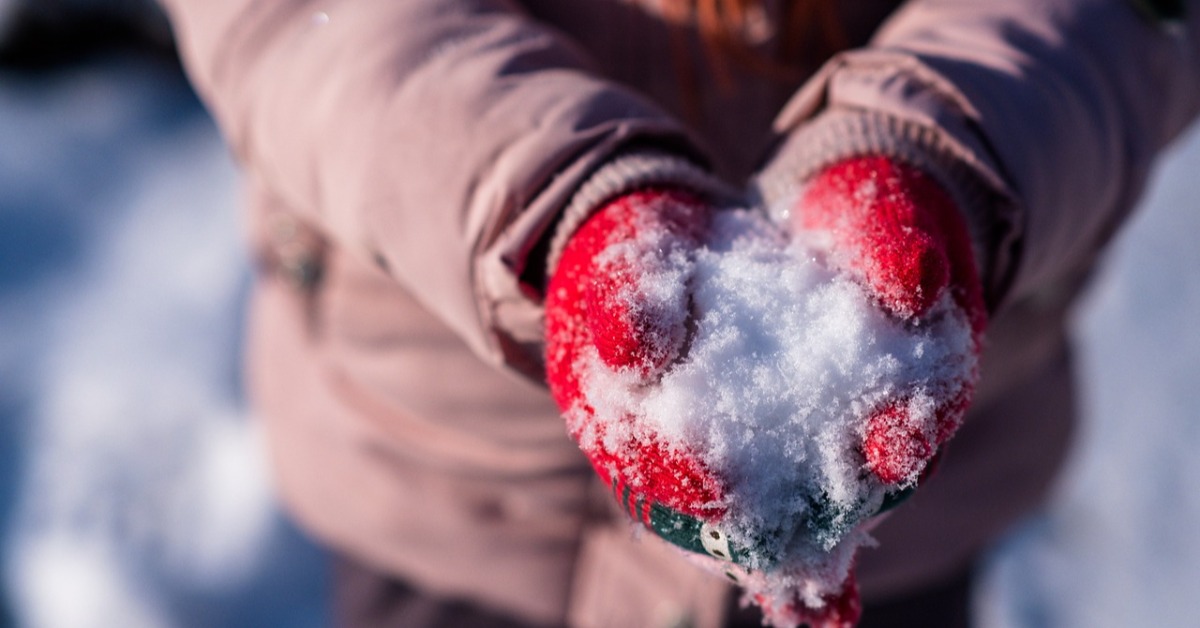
top-left (0, 2), bottom-right (326, 627)
top-left (0, 2), bottom-right (1197, 627)
top-left (975, 100), bottom-right (1200, 626)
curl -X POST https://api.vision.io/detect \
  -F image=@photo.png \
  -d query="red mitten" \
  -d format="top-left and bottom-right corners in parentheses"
top-left (792, 155), bottom-right (987, 485)
top-left (545, 160), bottom-right (985, 628)
top-left (546, 188), bottom-right (864, 628)
top-left (756, 572), bottom-right (861, 628)
top-left (545, 189), bottom-right (725, 521)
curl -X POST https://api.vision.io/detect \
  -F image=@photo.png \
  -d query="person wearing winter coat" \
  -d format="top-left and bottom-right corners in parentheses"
top-left (156, 0), bottom-right (1200, 626)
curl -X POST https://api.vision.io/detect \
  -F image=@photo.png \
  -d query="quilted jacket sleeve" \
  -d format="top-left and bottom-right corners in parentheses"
top-left (157, 0), bottom-right (714, 376)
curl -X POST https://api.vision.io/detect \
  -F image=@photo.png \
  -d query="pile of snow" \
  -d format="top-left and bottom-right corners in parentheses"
top-left (576, 208), bottom-right (976, 619)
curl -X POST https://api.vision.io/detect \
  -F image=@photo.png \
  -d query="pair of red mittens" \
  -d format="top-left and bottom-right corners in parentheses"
top-left (544, 156), bottom-right (986, 628)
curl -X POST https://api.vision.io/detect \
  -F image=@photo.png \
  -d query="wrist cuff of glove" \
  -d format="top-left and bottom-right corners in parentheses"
top-left (754, 109), bottom-right (1014, 308)
top-left (546, 150), bottom-right (740, 276)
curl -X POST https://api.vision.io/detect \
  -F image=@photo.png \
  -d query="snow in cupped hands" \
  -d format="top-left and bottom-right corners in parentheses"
top-left (570, 207), bottom-right (977, 625)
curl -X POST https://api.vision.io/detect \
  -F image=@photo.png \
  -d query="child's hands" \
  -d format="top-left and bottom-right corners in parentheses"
top-left (789, 155), bottom-right (987, 485)
top-left (543, 158), bottom-right (986, 628)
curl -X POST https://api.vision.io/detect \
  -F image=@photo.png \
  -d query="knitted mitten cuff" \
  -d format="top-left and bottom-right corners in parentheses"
top-left (546, 150), bottom-right (740, 276)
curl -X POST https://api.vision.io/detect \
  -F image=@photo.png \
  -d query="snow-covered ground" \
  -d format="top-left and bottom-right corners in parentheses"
top-left (976, 116), bottom-right (1200, 627)
top-left (0, 55), bottom-right (1197, 627)
top-left (0, 59), bottom-right (326, 628)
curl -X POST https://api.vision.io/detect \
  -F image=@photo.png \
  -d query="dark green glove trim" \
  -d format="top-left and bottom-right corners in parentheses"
top-left (609, 474), bottom-right (918, 568)
top-left (647, 501), bottom-right (708, 555)
top-left (877, 484), bottom-right (917, 514)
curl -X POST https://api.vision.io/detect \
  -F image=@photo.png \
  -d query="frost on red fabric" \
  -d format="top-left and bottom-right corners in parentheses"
top-left (862, 400), bottom-right (936, 486)
top-left (796, 156), bottom-right (986, 335)
top-left (545, 188), bottom-right (725, 517)
top-left (754, 571), bottom-right (862, 628)
top-left (796, 156), bottom-right (986, 486)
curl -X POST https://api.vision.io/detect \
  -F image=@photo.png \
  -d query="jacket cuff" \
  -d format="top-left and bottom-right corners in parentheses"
top-left (545, 150), bottom-right (740, 276)
top-left (753, 108), bottom-right (1016, 310)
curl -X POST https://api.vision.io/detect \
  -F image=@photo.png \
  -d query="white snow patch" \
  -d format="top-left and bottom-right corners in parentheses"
top-left (576, 208), bottom-right (976, 615)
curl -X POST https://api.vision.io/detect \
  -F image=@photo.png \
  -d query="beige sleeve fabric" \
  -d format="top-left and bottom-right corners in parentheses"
top-left (157, 0), bottom-right (712, 378)
top-left (757, 0), bottom-right (1200, 309)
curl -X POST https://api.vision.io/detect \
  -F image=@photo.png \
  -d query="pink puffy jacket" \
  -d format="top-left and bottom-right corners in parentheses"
top-left (158, 0), bottom-right (1200, 625)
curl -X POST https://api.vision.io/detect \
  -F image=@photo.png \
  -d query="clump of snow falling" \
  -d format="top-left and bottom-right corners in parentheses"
top-left (579, 208), bottom-right (976, 617)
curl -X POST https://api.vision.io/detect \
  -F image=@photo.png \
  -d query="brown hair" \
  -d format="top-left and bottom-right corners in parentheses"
top-left (661, 0), bottom-right (847, 87)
